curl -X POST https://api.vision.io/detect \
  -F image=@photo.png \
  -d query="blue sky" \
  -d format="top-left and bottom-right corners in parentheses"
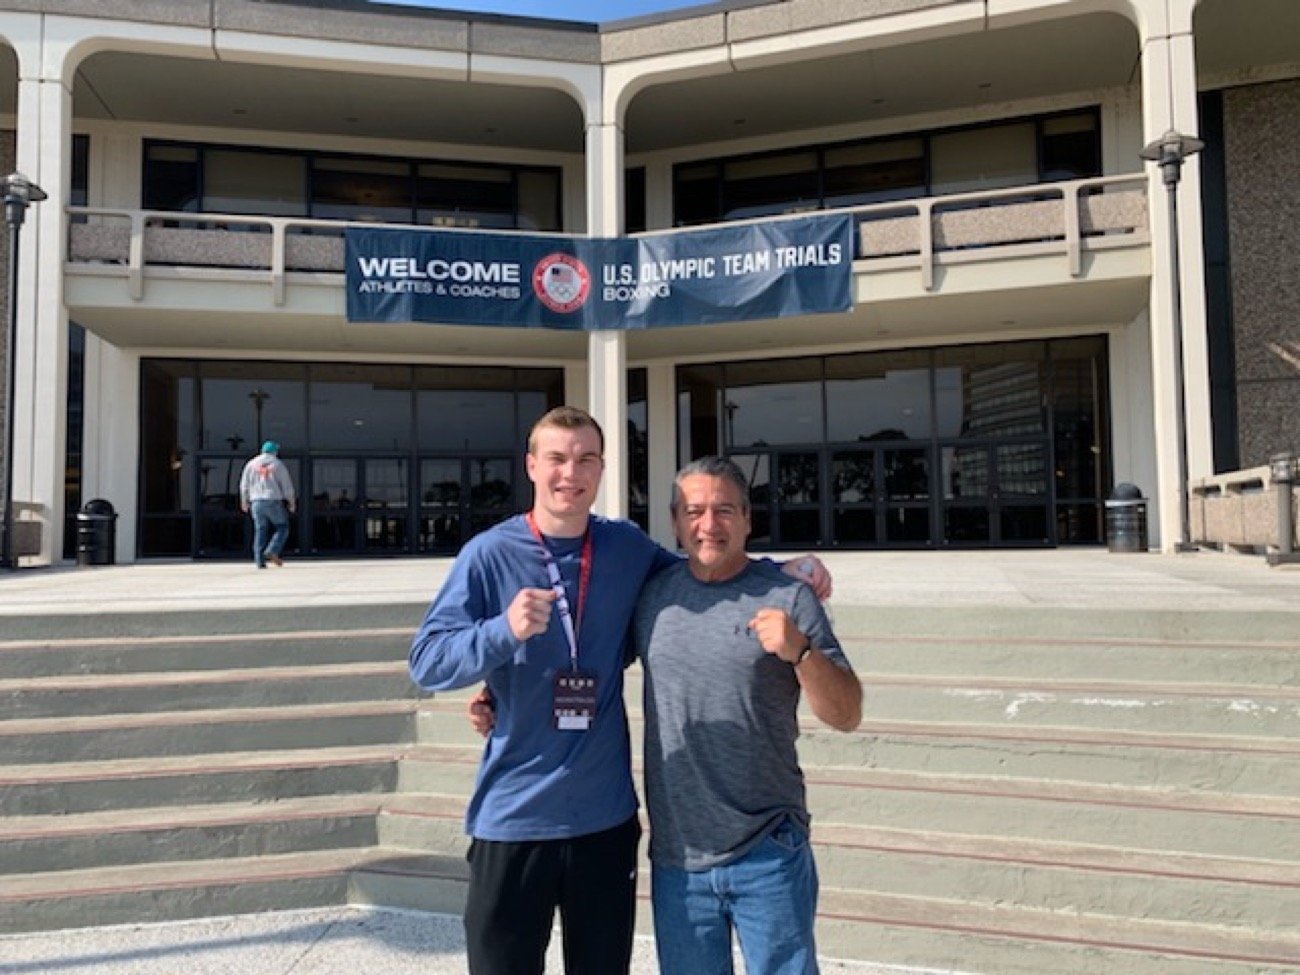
top-left (370, 0), bottom-right (707, 25)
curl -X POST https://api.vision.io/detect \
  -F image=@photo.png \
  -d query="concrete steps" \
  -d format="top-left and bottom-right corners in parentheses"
top-left (0, 608), bottom-right (431, 935)
top-left (2, 596), bottom-right (1298, 974)
top-left (406, 605), bottom-right (1300, 974)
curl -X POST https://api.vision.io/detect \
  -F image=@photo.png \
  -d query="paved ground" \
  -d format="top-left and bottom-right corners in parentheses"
top-left (0, 906), bottom-right (942, 975)
top-left (1, 546), bottom-right (1295, 974)
top-left (2, 546), bottom-right (1298, 619)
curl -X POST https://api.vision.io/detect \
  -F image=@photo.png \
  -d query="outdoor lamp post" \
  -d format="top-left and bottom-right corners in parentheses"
top-left (1140, 129), bottom-right (1204, 553)
top-left (2, 172), bottom-right (47, 570)
top-left (249, 388), bottom-right (270, 445)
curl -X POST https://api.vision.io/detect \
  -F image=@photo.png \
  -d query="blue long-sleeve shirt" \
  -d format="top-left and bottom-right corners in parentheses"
top-left (410, 513), bottom-right (677, 841)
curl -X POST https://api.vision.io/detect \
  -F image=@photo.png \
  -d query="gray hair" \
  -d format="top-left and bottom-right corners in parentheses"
top-left (670, 455), bottom-right (751, 514)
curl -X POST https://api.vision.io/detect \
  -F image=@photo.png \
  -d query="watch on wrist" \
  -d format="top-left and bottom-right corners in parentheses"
top-left (794, 640), bottom-right (813, 665)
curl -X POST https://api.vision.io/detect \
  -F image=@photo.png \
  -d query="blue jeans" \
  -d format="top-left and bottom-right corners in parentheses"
top-left (651, 816), bottom-right (819, 975)
top-left (250, 499), bottom-right (290, 566)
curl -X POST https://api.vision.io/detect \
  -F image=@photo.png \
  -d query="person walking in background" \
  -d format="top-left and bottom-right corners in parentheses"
top-left (239, 440), bottom-right (296, 569)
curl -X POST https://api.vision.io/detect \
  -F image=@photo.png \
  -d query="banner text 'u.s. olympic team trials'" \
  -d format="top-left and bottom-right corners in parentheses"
top-left (345, 214), bottom-right (852, 330)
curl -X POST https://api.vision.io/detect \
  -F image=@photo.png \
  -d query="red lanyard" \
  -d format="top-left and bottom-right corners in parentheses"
top-left (525, 512), bottom-right (592, 670)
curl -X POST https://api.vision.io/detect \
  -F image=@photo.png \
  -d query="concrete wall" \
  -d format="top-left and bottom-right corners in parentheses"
top-left (1223, 78), bottom-right (1300, 468)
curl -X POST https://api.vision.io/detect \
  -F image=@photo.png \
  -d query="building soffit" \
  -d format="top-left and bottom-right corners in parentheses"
top-left (4, 1), bottom-right (1286, 159)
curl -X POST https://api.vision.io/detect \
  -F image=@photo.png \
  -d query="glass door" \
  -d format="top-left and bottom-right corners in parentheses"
top-left (362, 458), bottom-right (410, 553)
top-left (774, 450), bottom-right (821, 547)
top-left (310, 458), bottom-right (360, 553)
top-left (417, 455), bottom-right (516, 553)
top-left (419, 458), bottom-right (463, 554)
top-left (941, 440), bottom-right (1050, 545)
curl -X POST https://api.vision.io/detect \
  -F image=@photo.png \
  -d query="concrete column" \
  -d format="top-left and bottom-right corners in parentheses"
top-left (9, 24), bottom-right (72, 565)
top-left (1137, 0), bottom-right (1213, 551)
top-left (585, 109), bottom-right (627, 519)
top-left (645, 360), bottom-right (677, 547)
top-left (80, 336), bottom-right (140, 563)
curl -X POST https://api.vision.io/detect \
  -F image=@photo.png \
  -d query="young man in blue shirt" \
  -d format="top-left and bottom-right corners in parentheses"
top-left (409, 406), bottom-right (829, 975)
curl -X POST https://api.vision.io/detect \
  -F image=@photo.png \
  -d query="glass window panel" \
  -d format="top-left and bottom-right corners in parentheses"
top-left (1040, 113), bottom-right (1100, 182)
top-left (204, 149), bottom-right (307, 216)
top-left (469, 458), bottom-right (514, 512)
top-left (628, 368), bottom-right (649, 511)
top-left (724, 358), bottom-right (822, 447)
top-left (776, 453), bottom-right (819, 504)
top-left (826, 351), bottom-right (932, 441)
top-left (778, 509), bottom-right (820, 546)
top-left (70, 135), bottom-right (90, 210)
top-left (823, 138), bottom-right (925, 207)
top-left (931, 122), bottom-right (1036, 195)
top-left (832, 452), bottom-right (875, 503)
top-left (144, 144), bottom-right (200, 212)
top-left (730, 453), bottom-right (770, 544)
top-left (1056, 502), bottom-right (1102, 544)
top-left (365, 459), bottom-right (408, 506)
top-left (723, 151), bottom-right (819, 220)
top-left (997, 443), bottom-right (1048, 497)
top-left (311, 459), bottom-right (357, 551)
top-left (934, 343), bottom-right (1046, 439)
top-left (140, 360), bottom-right (199, 515)
top-left (416, 386), bottom-right (516, 452)
top-left (833, 508), bottom-right (877, 544)
top-left (1051, 338), bottom-right (1107, 503)
top-left (416, 162), bottom-right (514, 229)
top-left (943, 446), bottom-right (989, 499)
top-left (517, 169), bottom-right (562, 232)
top-left (678, 363), bottom-right (724, 459)
top-left (624, 167), bottom-right (647, 234)
top-left (885, 506), bottom-right (930, 543)
top-left (309, 364), bottom-right (412, 451)
top-left (199, 363), bottom-right (307, 453)
top-left (884, 448), bottom-right (929, 501)
top-left (944, 506), bottom-right (990, 542)
top-left (514, 368), bottom-right (565, 455)
top-left (421, 459), bottom-right (461, 506)
top-left (311, 156), bottom-right (412, 223)
top-left (140, 517), bottom-right (192, 557)
top-left (674, 162), bottom-right (722, 226)
top-left (1001, 505), bottom-right (1050, 542)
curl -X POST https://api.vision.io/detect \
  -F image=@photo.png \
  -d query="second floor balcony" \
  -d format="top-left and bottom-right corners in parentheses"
top-left (63, 173), bottom-right (1150, 358)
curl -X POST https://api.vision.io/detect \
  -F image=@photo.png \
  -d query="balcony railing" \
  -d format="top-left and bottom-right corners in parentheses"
top-left (852, 173), bottom-right (1148, 289)
top-left (66, 174), bottom-right (1148, 305)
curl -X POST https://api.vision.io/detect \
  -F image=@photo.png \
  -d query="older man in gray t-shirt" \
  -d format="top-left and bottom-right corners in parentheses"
top-left (632, 456), bottom-right (862, 975)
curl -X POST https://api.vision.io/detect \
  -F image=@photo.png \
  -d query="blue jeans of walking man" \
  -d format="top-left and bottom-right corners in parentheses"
top-left (251, 499), bottom-right (290, 568)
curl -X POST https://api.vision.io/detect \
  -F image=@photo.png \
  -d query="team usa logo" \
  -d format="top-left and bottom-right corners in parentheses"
top-left (532, 253), bottom-right (591, 314)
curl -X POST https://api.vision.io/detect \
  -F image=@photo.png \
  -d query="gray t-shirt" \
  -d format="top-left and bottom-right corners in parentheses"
top-left (632, 559), bottom-right (853, 870)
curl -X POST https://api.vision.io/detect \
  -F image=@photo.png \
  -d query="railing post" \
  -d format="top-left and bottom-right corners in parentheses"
top-left (271, 220), bottom-right (287, 307)
top-left (918, 199), bottom-right (935, 291)
top-left (1267, 452), bottom-right (1299, 566)
top-left (1063, 183), bottom-right (1082, 277)
top-left (128, 212), bottom-right (145, 300)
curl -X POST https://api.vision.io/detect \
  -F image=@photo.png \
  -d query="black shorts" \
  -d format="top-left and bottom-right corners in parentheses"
top-left (463, 814), bottom-right (642, 975)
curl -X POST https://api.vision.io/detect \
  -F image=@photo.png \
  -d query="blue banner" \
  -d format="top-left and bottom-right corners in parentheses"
top-left (345, 214), bottom-right (853, 329)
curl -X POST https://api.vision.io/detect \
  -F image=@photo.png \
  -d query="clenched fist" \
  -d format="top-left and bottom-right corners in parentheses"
top-left (748, 607), bottom-right (809, 665)
top-left (507, 586), bottom-right (557, 642)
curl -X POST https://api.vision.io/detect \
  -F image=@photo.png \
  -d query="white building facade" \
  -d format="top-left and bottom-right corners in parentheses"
top-left (0, 0), bottom-right (1295, 564)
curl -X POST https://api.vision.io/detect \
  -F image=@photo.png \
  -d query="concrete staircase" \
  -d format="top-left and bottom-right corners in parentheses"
top-left (3, 599), bottom-right (1299, 974)
top-left (0, 604), bottom-right (466, 932)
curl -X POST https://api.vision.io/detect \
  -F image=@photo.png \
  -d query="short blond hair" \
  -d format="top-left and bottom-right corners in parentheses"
top-left (527, 406), bottom-right (605, 456)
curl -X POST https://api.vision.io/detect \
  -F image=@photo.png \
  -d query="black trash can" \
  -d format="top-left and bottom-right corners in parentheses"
top-left (75, 499), bottom-right (117, 567)
top-left (1105, 483), bottom-right (1148, 553)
